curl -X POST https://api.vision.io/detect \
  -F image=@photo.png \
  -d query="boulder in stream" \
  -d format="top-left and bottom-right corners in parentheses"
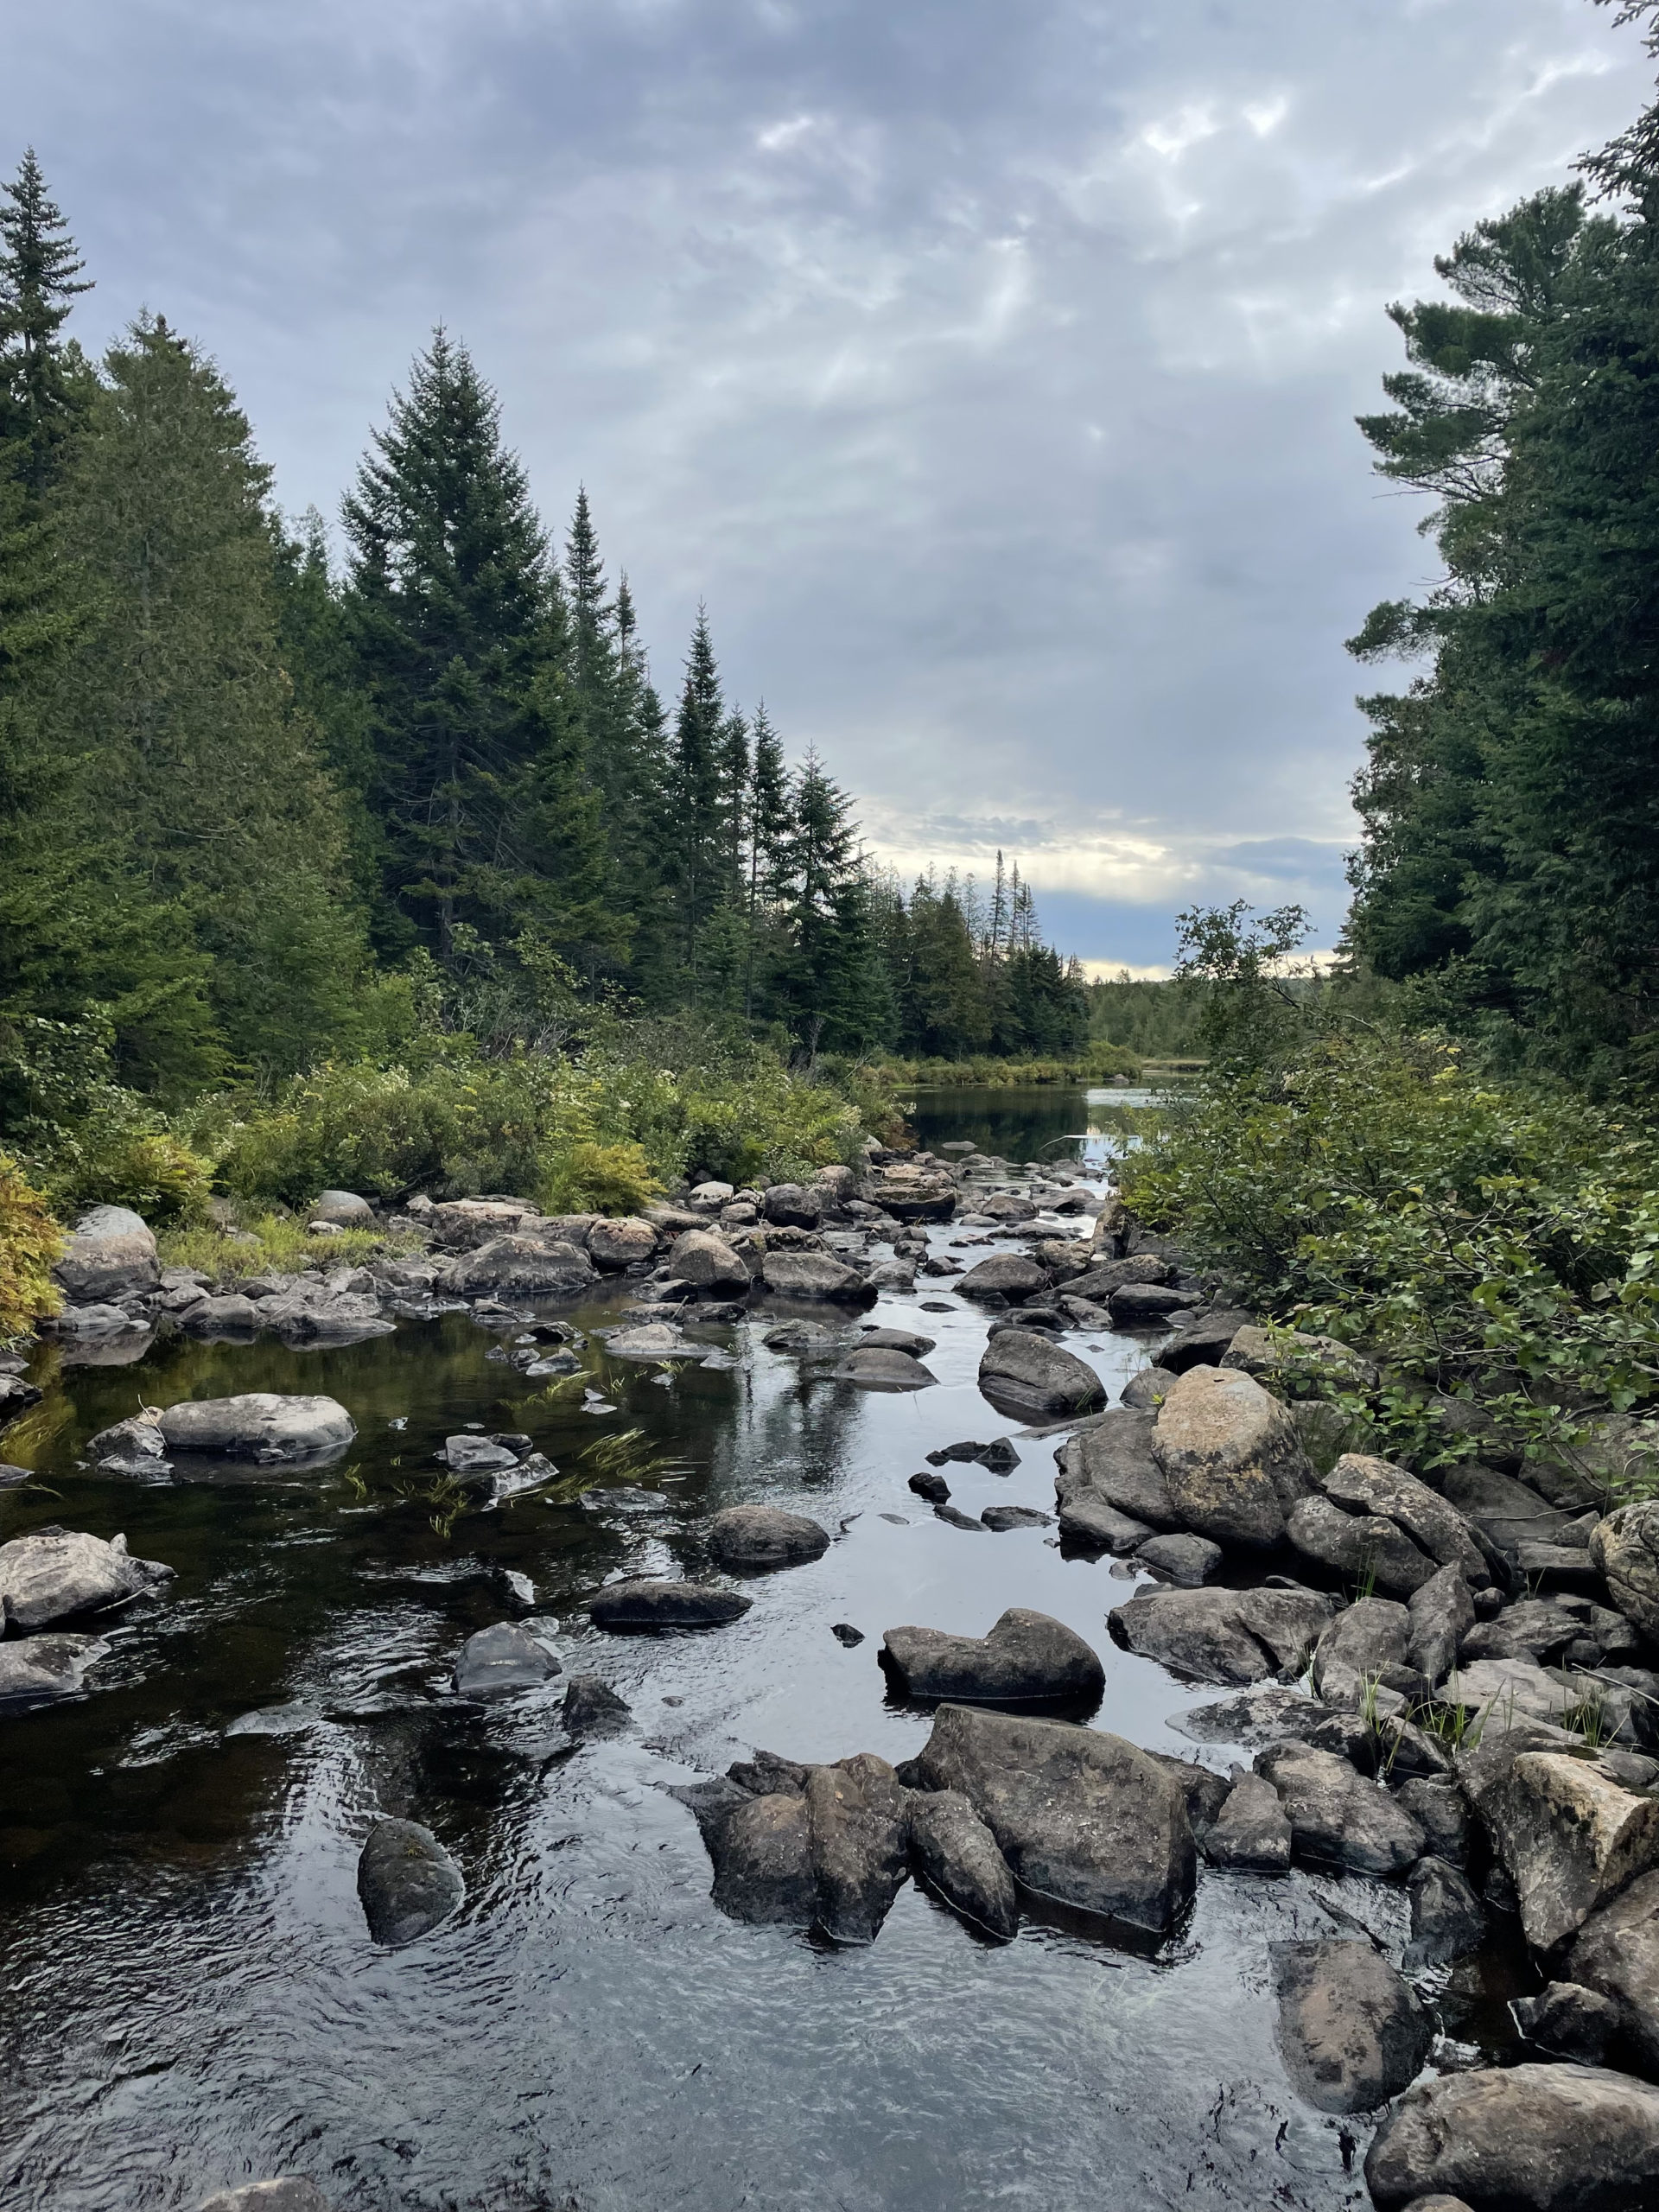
top-left (1150, 1365), bottom-right (1314, 1548)
top-left (908, 1787), bottom-right (1020, 1940)
top-left (831, 1345), bottom-right (936, 1389)
top-left (1109, 1583), bottom-right (1335, 1686)
top-left (588, 1578), bottom-right (753, 1630)
top-left (1255, 1741), bottom-right (1426, 1875)
top-left (882, 1609), bottom-right (1105, 1706)
top-left (562, 1674), bottom-right (633, 1738)
top-left (52, 1204), bottom-right (160, 1304)
top-left (357, 1817), bottom-right (465, 1947)
top-left (707, 1503), bottom-right (831, 1572)
top-left (912, 1702), bottom-right (1196, 1930)
top-left (1272, 1939), bottom-right (1431, 2112)
top-left (1480, 1749), bottom-right (1659, 1951)
top-left (453, 1622), bottom-right (561, 1700)
top-left (0, 1526), bottom-right (172, 1630)
top-left (761, 1249), bottom-right (871, 1302)
top-left (0, 1631), bottom-right (111, 1706)
top-left (1364, 2063), bottom-right (1659, 2211)
top-left (157, 1393), bottom-right (355, 1465)
top-left (977, 1329), bottom-right (1105, 1421)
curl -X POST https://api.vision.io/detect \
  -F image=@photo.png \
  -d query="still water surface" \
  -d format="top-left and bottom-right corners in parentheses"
top-left (0, 1092), bottom-right (1491, 2211)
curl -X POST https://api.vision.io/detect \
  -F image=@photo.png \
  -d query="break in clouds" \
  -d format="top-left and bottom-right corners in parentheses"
top-left (6, 0), bottom-right (1653, 966)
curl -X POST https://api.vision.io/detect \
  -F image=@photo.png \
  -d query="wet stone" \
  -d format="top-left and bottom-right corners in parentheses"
top-left (561, 1674), bottom-right (632, 1738)
top-left (357, 1818), bottom-right (465, 1948)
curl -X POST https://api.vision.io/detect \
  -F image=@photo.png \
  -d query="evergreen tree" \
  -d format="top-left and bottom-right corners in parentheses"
top-left (0, 150), bottom-right (92, 499)
top-left (55, 315), bottom-right (368, 1080)
top-left (741, 702), bottom-right (793, 1020)
top-left (664, 607), bottom-right (728, 984)
top-left (343, 327), bottom-right (552, 963)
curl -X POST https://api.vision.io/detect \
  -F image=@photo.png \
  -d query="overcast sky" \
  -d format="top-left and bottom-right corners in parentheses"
top-left (7, 1), bottom-right (1652, 970)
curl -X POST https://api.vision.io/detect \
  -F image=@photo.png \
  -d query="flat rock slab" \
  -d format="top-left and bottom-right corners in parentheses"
top-left (453, 1622), bottom-right (561, 1700)
top-left (1109, 1584), bottom-right (1335, 1686)
top-left (588, 1579), bottom-right (753, 1630)
top-left (761, 1250), bottom-right (871, 1302)
top-left (357, 1818), bottom-right (465, 1947)
top-left (707, 1503), bottom-right (831, 1572)
top-left (0, 1631), bottom-right (111, 1706)
top-left (0, 1527), bottom-right (171, 1630)
top-left (157, 1393), bottom-right (355, 1465)
top-left (883, 1609), bottom-right (1104, 1706)
top-left (1364, 2062), bottom-right (1659, 2211)
top-left (855, 1327), bottom-right (937, 1356)
top-left (1273, 1940), bottom-right (1431, 2113)
top-left (912, 1702), bottom-right (1196, 1931)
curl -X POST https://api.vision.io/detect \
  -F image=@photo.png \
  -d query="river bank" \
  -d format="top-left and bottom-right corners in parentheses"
top-left (1, 1104), bottom-right (1656, 2212)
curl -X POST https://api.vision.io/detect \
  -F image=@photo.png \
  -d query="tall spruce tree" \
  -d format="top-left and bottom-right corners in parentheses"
top-left (55, 315), bottom-right (368, 1080)
top-left (343, 328), bottom-right (554, 964)
top-left (664, 607), bottom-right (729, 984)
top-left (0, 150), bottom-right (92, 500)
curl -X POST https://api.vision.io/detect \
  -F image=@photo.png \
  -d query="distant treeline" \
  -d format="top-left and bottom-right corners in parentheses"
top-left (0, 151), bottom-right (1095, 1160)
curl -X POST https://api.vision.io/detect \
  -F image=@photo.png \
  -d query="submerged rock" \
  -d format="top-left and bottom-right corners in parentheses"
top-left (882, 1609), bottom-right (1105, 1706)
top-left (1364, 2063), bottom-right (1659, 2211)
top-left (1272, 1940), bottom-right (1431, 2113)
top-left (588, 1579), bottom-right (753, 1630)
top-left (706, 1503), bottom-right (831, 1572)
top-left (0, 1526), bottom-right (172, 1630)
top-left (562, 1673), bottom-right (633, 1738)
top-left (453, 1622), bottom-right (560, 1700)
top-left (909, 1787), bottom-right (1020, 1940)
top-left (912, 1702), bottom-right (1196, 1931)
top-left (356, 1817), bottom-right (465, 1946)
top-left (157, 1393), bottom-right (355, 1465)
top-left (0, 1631), bottom-right (111, 1706)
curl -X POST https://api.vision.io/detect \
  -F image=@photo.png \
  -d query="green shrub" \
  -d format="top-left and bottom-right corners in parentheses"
top-left (159, 1213), bottom-right (417, 1283)
top-left (541, 1140), bottom-right (661, 1216)
top-left (53, 1128), bottom-right (214, 1224)
top-left (0, 1154), bottom-right (64, 1344)
top-left (1122, 1026), bottom-right (1659, 1488)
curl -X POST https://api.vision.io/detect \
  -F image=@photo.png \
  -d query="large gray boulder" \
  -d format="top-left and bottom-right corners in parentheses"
top-left (761, 1249), bottom-right (871, 1301)
top-left (957, 1253), bottom-right (1048, 1300)
top-left (912, 1703), bottom-right (1196, 1930)
top-left (882, 1609), bottom-right (1105, 1705)
top-left (664, 1230), bottom-right (751, 1292)
top-left (1287, 1494), bottom-right (1443, 1598)
top-left (157, 1393), bottom-right (355, 1465)
top-left (1566, 1866), bottom-right (1659, 2076)
top-left (1109, 1583), bottom-right (1335, 1686)
top-left (1364, 2063), bottom-right (1659, 2210)
top-left (1594, 1502), bottom-right (1659, 1640)
top-left (1319, 1453), bottom-right (1494, 1586)
top-left (1409, 1564), bottom-right (1477, 1688)
top-left (908, 1788), bottom-right (1020, 1940)
top-left (1056, 1409), bottom-right (1182, 1529)
top-left (1310, 1595), bottom-right (1413, 1710)
top-left (439, 1235), bottom-right (594, 1300)
top-left (586, 1216), bottom-right (659, 1268)
top-left (1406, 1856), bottom-right (1487, 1969)
top-left (692, 1753), bottom-right (912, 1943)
top-left (763, 1182), bottom-right (823, 1230)
top-left (1443, 1462), bottom-right (1576, 1551)
top-left (53, 1204), bottom-right (159, 1304)
top-left (308, 1189), bottom-right (374, 1226)
top-left (1272, 1940), bottom-right (1431, 2113)
top-left (0, 1631), bottom-right (111, 1705)
top-left (1204, 1769), bottom-right (1293, 1872)
top-left (588, 1578), bottom-right (753, 1630)
top-left (357, 1818), bottom-right (465, 1947)
top-left (707, 1503), bottom-right (831, 1572)
top-left (977, 1329), bottom-right (1105, 1420)
top-left (1150, 1365), bottom-right (1313, 1548)
top-left (831, 1345), bottom-right (936, 1389)
top-left (1255, 1741), bottom-right (1426, 1874)
top-left (1480, 1749), bottom-right (1659, 1951)
top-left (424, 1198), bottom-right (541, 1249)
top-left (453, 1622), bottom-right (561, 1700)
top-left (0, 1526), bottom-right (172, 1630)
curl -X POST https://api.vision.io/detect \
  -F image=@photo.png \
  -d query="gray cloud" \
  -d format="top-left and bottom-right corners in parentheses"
top-left (7, 0), bottom-right (1651, 966)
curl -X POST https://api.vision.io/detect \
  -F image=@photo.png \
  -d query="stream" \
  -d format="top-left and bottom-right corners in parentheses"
top-left (0, 1090), bottom-right (1518, 2212)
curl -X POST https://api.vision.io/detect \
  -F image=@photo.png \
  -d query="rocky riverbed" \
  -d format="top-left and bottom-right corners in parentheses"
top-left (3, 1109), bottom-right (1658, 2212)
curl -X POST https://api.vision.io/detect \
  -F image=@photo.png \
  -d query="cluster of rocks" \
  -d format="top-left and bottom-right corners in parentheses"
top-left (0, 1522), bottom-right (172, 1706)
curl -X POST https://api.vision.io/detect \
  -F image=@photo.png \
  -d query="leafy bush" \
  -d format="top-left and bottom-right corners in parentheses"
top-left (540, 1140), bottom-right (661, 1216)
top-left (868, 1050), bottom-right (1139, 1088)
top-left (1122, 1022), bottom-right (1659, 1487)
top-left (54, 1128), bottom-right (214, 1224)
top-left (159, 1213), bottom-right (416, 1284)
top-left (0, 1154), bottom-right (64, 1344)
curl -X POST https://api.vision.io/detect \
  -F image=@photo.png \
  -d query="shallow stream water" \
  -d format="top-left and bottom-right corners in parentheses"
top-left (0, 1090), bottom-right (1519, 2212)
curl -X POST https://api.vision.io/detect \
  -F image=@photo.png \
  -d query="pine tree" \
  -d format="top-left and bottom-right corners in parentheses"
top-left (0, 150), bottom-right (92, 500)
top-left (343, 327), bottom-right (552, 963)
top-left (741, 702), bottom-right (793, 1020)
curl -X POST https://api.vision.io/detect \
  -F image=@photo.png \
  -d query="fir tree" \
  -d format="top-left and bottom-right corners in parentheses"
top-left (741, 702), bottom-right (793, 1020)
top-left (343, 327), bottom-right (551, 963)
top-left (0, 149), bottom-right (92, 499)
top-left (664, 607), bottom-right (728, 983)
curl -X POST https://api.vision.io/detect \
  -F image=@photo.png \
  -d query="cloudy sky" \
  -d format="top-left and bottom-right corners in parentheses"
top-left (7, 1), bottom-right (1652, 970)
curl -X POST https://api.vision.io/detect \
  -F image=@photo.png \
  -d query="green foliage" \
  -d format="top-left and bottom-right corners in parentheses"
top-left (540, 1139), bottom-right (661, 1217)
top-left (159, 1213), bottom-right (410, 1284)
top-left (0, 1148), bottom-right (61, 1344)
top-left (1122, 978), bottom-right (1659, 1488)
top-left (870, 1049), bottom-right (1138, 1087)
